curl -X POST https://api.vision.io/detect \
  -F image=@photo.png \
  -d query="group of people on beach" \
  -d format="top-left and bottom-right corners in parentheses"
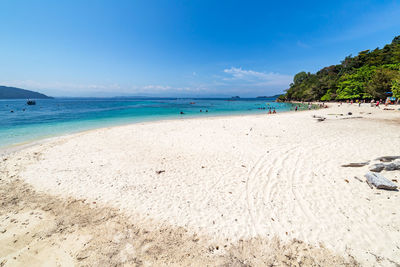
top-left (292, 102), bottom-right (321, 112)
top-left (338, 99), bottom-right (386, 108)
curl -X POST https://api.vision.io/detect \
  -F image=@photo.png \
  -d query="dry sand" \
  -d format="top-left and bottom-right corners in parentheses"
top-left (1, 103), bottom-right (400, 266)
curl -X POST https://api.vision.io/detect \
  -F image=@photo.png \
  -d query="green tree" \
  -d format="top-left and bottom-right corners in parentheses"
top-left (392, 36), bottom-right (400, 45)
top-left (336, 66), bottom-right (375, 99)
top-left (293, 71), bottom-right (308, 85)
top-left (392, 79), bottom-right (400, 99)
top-left (321, 89), bottom-right (333, 101)
top-left (280, 35), bottom-right (400, 101)
top-left (366, 68), bottom-right (398, 99)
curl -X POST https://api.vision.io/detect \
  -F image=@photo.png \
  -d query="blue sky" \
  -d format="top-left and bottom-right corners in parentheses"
top-left (0, 0), bottom-right (400, 97)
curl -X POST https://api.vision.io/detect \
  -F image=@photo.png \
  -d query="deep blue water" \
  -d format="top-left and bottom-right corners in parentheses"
top-left (0, 98), bottom-right (299, 148)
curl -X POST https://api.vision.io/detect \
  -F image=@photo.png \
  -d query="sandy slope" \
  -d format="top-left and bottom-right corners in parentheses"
top-left (1, 103), bottom-right (399, 266)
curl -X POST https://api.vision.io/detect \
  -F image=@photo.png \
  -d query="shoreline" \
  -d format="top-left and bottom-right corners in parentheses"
top-left (0, 98), bottom-right (298, 151)
top-left (0, 103), bottom-right (310, 156)
top-left (2, 103), bottom-right (399, 265)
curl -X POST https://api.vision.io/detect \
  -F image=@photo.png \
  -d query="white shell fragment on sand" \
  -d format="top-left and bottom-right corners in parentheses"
top-left (365, 172), bottom-right (398, 190)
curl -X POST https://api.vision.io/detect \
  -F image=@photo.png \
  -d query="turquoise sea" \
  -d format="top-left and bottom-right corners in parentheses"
top-left (0, 98), bottom-right (299, 148)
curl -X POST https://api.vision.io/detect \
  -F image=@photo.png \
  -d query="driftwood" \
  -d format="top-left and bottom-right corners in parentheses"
top-left (312, 115), bottom-right (326, 122)
top-left (369, 161), bottom-right (400, 172)
top-left (385, 161), bottom-right (400, 171)
top-left (341, 162), bottom-right (369, 168)
top-left (353, 176), bottom-right (363, 182)
top-left (365, 172), bottom-right (398, 190)
top-left (375, 156), bottom-right (400, 162)
top-left (369, 163), bottom-right (385, 172)
top-left (365, 179), bottom-right (373, 189)
top-left (340, 116), bottom-right (363, 120)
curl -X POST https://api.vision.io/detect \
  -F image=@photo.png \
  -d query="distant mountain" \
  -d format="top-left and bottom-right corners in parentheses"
top-left (256, 94), bottom-right (282, 99)
top-left (0, 86), bottom-right (52, 99)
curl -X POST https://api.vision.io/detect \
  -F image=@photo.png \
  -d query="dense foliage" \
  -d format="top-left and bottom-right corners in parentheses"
top-left (280, 36), bottom-right (400, 101)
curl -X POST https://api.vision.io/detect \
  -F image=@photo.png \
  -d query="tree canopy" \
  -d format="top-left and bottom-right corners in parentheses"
top-left (280, 36), bottom-right (400, 101)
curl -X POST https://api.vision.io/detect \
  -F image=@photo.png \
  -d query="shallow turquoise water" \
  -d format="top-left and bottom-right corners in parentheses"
top-left (0, 98), bottom-right (298, 148)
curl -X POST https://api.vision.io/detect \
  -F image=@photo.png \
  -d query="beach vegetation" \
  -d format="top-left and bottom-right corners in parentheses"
top-left (392, 79), bottom-right (400, 98)
top-left (280, 36), bottom-right (400, 101)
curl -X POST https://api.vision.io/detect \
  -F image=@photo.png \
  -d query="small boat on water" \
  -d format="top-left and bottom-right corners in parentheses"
top-left (27, 100), bottom-right (36, 105)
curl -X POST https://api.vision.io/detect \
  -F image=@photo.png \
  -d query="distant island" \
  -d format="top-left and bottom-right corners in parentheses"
top-left (279, 35), bottom-right (400, 101)
top-left (0, 86), bottom-right (53, 99)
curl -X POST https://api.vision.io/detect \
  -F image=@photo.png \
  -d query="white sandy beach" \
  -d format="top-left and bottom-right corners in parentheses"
top-left (1, 104), bottom-right (400, 266)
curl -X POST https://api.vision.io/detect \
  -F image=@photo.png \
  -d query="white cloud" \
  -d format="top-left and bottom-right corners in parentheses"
top-left (2, 67), bottom-right (293, 97)
top-left (143, 85), bottom-right (172, 91)
top-left (223, 67), bottom-right (292, 86)
top-left (296, 41), bottom-right (310, 48)
top-left (1, 80), bottom-right (122, 91)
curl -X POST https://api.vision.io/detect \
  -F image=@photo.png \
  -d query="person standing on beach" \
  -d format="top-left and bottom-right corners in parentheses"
top-left (295, 106), bottom-right (298, 111)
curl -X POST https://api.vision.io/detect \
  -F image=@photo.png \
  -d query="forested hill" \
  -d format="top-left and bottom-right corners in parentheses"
top-left (0, 86), bottom-right (52, 99)
top-left (279, 36), bottom-right (400, 101)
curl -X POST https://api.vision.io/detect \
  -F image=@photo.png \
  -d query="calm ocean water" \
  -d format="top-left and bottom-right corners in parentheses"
top-left (0, 98), bottom-right (298, 148)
